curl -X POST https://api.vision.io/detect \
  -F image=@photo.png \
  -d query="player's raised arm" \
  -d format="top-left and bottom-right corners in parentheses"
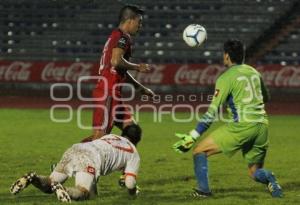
top-left (110, 5), bottom-right (150, 73)
top-left (111, 47), bottom-right (150, 72)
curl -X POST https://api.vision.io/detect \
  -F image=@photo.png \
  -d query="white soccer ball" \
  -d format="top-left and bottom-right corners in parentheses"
top-left (183, 24), bottom-right (207, 47)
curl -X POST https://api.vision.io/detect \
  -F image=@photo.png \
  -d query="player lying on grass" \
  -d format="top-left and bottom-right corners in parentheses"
top-left (173, 39), bottom-right (283, 198)
top-left (10, 125), bottom-right (141, 203)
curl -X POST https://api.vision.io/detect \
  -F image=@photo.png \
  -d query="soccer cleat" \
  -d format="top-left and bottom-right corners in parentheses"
top-left (266, 172), bottom-right (283, 198)
top-left (10, 172), bottom-right (37, 195)
top-left (191, 188), bottom-right (212, 198)
top-left (267, 182), bottom-right (283, 198)
top-left (51, 182), bottom-right (71, 203)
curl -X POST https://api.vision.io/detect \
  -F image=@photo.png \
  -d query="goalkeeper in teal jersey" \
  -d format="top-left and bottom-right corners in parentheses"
top-left (173, 39), bottom-right (282, 198)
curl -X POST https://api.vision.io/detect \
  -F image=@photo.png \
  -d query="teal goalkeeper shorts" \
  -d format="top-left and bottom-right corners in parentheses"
top-left (211, 122), bottom-right (269, 164)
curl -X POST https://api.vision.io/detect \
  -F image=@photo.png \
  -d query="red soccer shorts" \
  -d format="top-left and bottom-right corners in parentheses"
top-left (92, 88), bottom-right (132, 133)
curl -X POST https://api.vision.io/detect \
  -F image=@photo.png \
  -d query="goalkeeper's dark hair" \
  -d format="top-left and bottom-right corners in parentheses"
top-left (224, 39), bottom-right (245, 64)
top-left (121, 124), bottom-right (142, 145)
top-left (119, 4), bottom-right (144, 24)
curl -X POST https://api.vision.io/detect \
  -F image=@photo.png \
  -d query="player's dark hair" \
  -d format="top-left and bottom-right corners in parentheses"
top-left (223, 39), bottom-right (245, 64)
top-left (121, 124), bottom-right (142, 145)
top-left (119, 4), bottom-right (144, 24)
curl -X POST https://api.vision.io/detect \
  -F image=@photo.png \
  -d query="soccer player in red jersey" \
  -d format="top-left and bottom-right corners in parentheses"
top-left (82, 5), bottom-right (154, 142)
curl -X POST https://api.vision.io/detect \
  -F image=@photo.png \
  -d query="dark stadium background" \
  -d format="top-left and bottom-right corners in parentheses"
top-left (0, 0), bottom-right (299, 113)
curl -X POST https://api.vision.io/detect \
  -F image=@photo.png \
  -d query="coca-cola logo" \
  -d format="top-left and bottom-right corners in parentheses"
top-left (274, 66), bottom-right (300, 87)
top-left (258, 65), bottom-right (300, 87)
top-left (174, 64), bottom-right (225, 85)
top-left (1, 61), bottom-right (300, 87)
top-left (0, 61), bottom-right (31, 81)
top-left (41, 62), bottom-right (93, 82)
top-left (134, 64), bottom-right (165, 84)
top-left (257, 65), bottom-right (277, 86)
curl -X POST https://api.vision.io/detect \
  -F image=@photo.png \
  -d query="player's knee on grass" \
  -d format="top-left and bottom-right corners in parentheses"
top-left (66, 172), bottom-right (95, 201)
top-left (65, 186), bottom-right (89, 201)
top-left (71, 172), bottom-right (95, 200)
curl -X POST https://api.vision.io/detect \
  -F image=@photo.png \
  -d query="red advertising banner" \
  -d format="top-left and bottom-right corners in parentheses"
top-left (0, 61), bottom-right (96, 83)
top-left (0, 61), bottom-right (299, 87)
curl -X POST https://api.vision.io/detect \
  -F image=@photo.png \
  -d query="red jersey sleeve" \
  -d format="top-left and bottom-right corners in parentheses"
top-left (97, 29), bottom-right (132, 92)
top-left (116, 32), bottom-right (132, 60)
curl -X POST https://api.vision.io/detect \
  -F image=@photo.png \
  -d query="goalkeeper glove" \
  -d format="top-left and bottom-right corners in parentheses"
top-left (172, 132), bottom-right (198, 153)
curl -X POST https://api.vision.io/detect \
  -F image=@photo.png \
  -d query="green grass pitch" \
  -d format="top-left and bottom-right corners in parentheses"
top-left (0, 109), bottom-right (300, 205)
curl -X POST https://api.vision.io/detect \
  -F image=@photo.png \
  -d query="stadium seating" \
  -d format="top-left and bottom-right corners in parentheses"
top-left (0, 0), bottom-right (298, 63)
top-left (262, 9), bottom-right (300, 64)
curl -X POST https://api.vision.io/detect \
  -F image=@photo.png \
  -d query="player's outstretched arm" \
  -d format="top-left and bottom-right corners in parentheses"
top-left (126, 71), bottom-right (155, 97)
top-left (111, 47), bottom-right (151, 72)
